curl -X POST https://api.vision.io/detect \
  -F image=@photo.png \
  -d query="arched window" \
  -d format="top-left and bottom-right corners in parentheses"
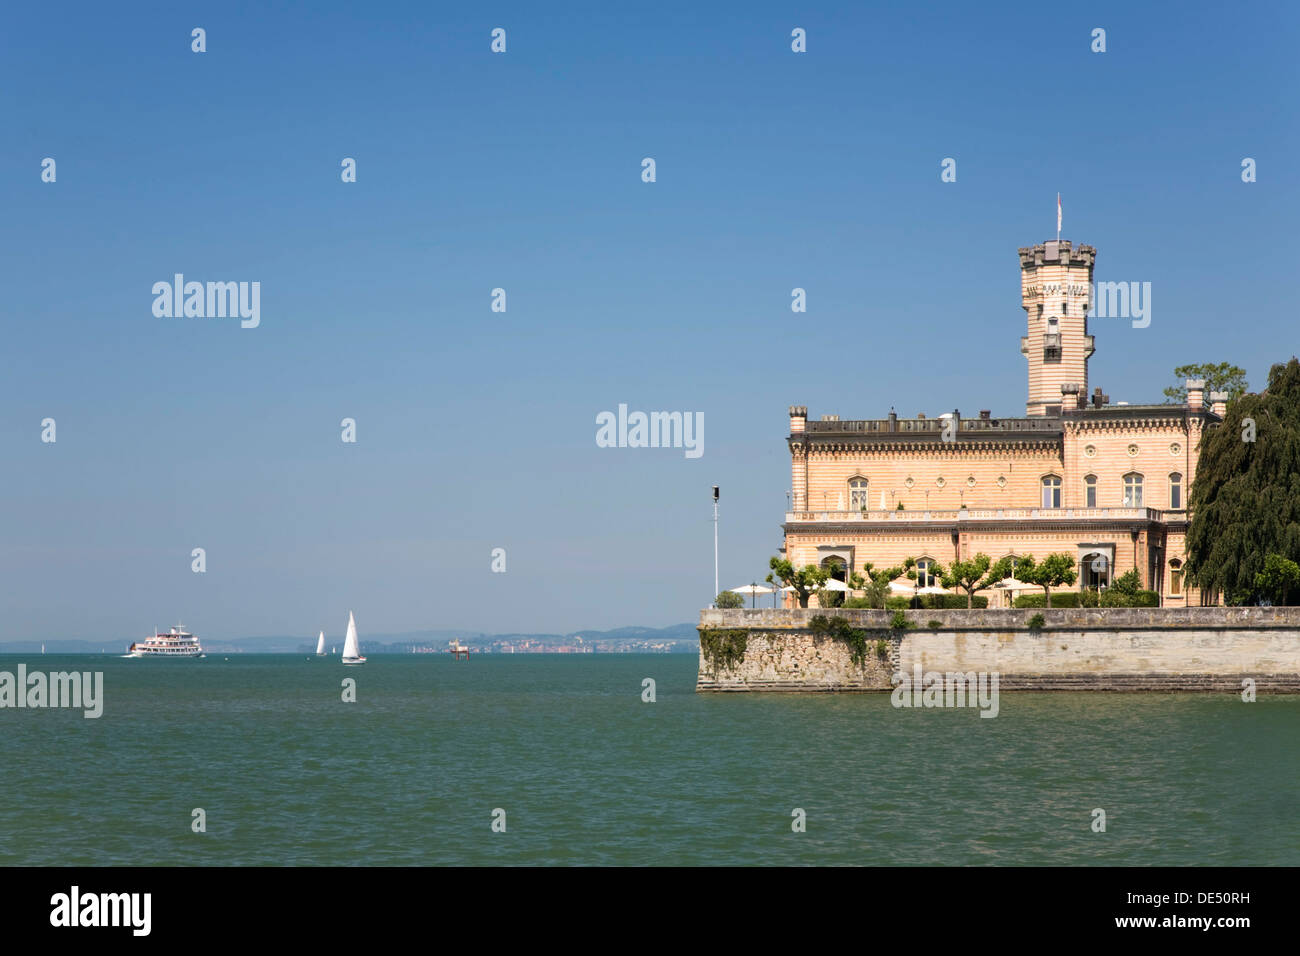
top-left (1169, 473), bottom-right (1183, 510)
top-left (849, 477), bottom-right (869, 510)
top-left (1169, 558), bottom-right (1183, 595)
top-left (915, 558), bottom-right (937, 589)
top-left (1123, 472), bottom-right (1144, 507)
top-left (1084, 474), bottom-right (1098, 508)
top-left (1041, 475), bottom-right (1062, 508)
top-left (820, 555), bottom-right (847, 582)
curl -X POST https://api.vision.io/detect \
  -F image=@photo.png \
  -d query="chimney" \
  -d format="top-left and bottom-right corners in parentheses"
top-left (979, 409), bottom-right (991, 420)
top-left (1209, 390), bottom-right (1228, 417)
top-left (1186, 379), bottom-right (1205, 412)
top-left (888, 407), bottom-right (898, 432)
top-left (789, 405), bottom-right (807, 434)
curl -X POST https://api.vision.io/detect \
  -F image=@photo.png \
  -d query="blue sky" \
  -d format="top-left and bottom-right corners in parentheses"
top-left (2, 1), bottom-right (1296, 641)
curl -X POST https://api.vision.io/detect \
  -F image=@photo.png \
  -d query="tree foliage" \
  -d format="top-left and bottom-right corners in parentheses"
top-left (1185, 358), bottom-right (1300, 604)
top-left (1163, 362), bottom-right (1248, 405)
top-left (1254, 554), bottom-right (1300, 606)
top-left (714, 590), bottom-right (745, 609)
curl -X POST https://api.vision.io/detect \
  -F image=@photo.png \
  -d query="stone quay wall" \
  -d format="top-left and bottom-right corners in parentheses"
top-left (696, 607), bottom-right (1300, 692)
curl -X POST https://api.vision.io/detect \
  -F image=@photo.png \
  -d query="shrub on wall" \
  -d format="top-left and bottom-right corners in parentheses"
top-left (1027, 613), bottom-right (1046, 630)
top-left (885, 596), bottom-right (911, 610)
top-left (1133, 590), bottom-right (1160, 607)
top-left (919, 594), bottom-right (989, 610)
top-left (1014, 593), bottom-right (1083, 608)
top-left (699, 628), bottom-right (748, 671)
top-left (809, 614), bottom-right (873, 666)
top-left (816, 589), bottom-right (845, 608)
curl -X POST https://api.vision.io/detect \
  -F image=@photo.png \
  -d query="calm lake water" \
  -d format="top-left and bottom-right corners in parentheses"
top-left (2, 653), bottom-right (1297, 865)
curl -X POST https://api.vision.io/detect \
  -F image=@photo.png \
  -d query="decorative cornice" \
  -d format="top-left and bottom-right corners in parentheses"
top-left (784, 517), bottom-right (1170, 536)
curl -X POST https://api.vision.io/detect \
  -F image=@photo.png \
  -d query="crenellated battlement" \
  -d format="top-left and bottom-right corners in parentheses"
top-left (1018, 240), bottom-right (1098, 269)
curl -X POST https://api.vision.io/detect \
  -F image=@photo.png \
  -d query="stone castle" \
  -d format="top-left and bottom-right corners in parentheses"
top-left (783, 239), bottom-right (1226, 606)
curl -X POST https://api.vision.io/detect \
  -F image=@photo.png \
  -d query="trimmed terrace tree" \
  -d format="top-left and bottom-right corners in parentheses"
top-left (941, 553), bottom-right (995, 609)
top-left (766, 557), bottom-right (829, 609)
top-left (855, 561), bottom-right (906, 609)
top-left (1023, 552), bottom-right (1078, 606)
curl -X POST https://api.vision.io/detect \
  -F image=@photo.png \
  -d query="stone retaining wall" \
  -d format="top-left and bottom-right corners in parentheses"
top-left (696, 607), bottom-right (1300, 692)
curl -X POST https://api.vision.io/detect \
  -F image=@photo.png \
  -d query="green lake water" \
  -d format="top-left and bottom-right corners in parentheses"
top-left (2, 654), bottom-right (1296, 865)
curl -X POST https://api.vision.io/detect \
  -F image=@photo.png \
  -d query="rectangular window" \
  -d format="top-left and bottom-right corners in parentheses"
top-left (1085, 481), bottom-right (1097, 508)
top-left (1170, 474), bottom-right (1183, 509)
top-left (1170, 570), bottom-right (1182, 595)
top-left (1042, 479), bottom-right (1061, 509)
top-left (1123, 475), bottom-right (1144, 508)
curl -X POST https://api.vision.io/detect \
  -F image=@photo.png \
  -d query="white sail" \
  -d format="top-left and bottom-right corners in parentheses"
top-left (341, 611), bottom-right (365, 663)
top-left (315, 631), bottom-right (326, 655)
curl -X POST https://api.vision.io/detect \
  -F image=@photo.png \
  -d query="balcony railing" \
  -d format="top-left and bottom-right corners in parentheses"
top-left (802, 417), bottom-right (1062, 435)
top-left (785, 507), bottom-right (1168, 523)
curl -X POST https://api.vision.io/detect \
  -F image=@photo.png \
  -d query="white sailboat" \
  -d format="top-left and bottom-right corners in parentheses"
top-left (341, 611), bottom-right (366, 665)
top-left (315, 631), bottom-right (326, 655)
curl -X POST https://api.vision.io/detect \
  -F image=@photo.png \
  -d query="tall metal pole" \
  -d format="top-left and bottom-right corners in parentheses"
top-left (712, 485), bottom-right (720, 600)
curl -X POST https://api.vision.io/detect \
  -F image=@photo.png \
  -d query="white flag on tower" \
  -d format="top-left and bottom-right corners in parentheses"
top-left (1056, 193), bottom-right (1062, 239)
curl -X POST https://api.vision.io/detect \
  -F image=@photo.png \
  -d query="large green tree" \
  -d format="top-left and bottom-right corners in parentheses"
top-left (1163, 362), bottom-right (1249, 405)
top-left (1185, 358), bottom-right (1300, 604)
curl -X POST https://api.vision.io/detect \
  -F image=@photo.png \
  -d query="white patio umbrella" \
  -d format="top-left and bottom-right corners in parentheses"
top-left (728, 583), bottom-right (773, 608)
top-left (993, 576), bottom-right (1033, 608)
top-left (916, 585), bottom-right (950, 595)
top-left (993, 577), bottom-right (1033, 590)
top-left (888, 580), bottom-right (916, 594)
top-left (818, 578), bottom-right (850, 591)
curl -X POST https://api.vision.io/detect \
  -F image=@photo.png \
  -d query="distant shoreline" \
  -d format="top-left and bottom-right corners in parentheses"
top-left (0, 622), bottom-right (700, 656)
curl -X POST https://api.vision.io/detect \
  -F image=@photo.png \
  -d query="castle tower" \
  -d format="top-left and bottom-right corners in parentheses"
top-left (1018, 240), bottom-right (1096, 416)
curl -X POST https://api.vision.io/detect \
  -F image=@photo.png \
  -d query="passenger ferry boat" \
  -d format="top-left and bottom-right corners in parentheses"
top-left (127, 624), bottom-right (205, 658)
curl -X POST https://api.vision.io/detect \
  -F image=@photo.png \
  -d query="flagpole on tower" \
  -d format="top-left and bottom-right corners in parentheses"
top-left (1056, 193), bottom-right (1062, 242)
